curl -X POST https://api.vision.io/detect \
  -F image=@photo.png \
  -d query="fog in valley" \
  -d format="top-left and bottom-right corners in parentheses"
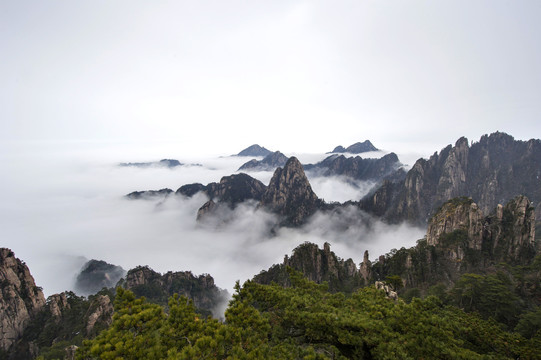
top-left (1, 141), bottom-right (425, 296)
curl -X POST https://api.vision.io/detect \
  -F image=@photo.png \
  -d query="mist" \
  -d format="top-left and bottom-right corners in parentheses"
top-left (1, 141), bottom-right (424, 297)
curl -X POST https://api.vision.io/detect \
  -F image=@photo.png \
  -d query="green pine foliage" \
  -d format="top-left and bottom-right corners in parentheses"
top-left (76, 269), bottom-right (540, 359)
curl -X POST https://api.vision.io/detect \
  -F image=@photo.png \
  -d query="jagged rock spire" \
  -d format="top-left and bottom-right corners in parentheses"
top-left (259, 157), bottom-right (321, 226)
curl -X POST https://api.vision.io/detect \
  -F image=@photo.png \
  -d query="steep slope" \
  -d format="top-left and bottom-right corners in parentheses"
top-left (0, 249), bottom-right (46, 352)
top-left (362, 132), bottom-right (541, 224)
top-left (259, 157), bottom-right (323, 226)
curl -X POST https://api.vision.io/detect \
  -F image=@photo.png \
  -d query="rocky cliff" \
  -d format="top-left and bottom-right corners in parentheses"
top-left (371, 195), bottom-right (538, 290)
top-left (238, 151), bottom-right (289, 171)
top-left (253, 242), bottom-right (364, 293)
top-left (362, 132), bottom-right (541, 225)
top-left (259, 157), bottom-right (323, 226)
top-left (119, 266), bottom-right (229, 317)
top-left (0, 249), bottom-right (45, 352)
top-left (304, 152), bottom-right (403, 182)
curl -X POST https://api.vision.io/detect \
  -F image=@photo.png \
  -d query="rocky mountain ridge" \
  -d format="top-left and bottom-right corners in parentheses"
top-left (304, 152), bottom-right (404, 182)
top-left (361, 132), bottom-right (541, 225)
top-left (329, 140), bottom-right (378, 154)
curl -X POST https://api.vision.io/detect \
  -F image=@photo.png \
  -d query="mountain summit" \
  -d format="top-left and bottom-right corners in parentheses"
top-left (236, 144), bottom-right (272, 157)
top-left (259, 157), bottom-right (322, 226)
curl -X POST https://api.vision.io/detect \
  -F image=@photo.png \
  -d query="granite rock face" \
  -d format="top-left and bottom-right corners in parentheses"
top-left (371, 195), bottom-right (538, 290)
top-left (0, 248), bottom-right (46, 351)
top-left (259, 157), bottom-right (322, 226)
top-left (362, 132), bottom-right (541, 225)
top-left (253, 242), bottom-right (364, 293)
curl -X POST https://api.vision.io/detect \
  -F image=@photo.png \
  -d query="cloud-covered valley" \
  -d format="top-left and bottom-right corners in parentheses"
top-left (1, 142), bottom-right (425, 296)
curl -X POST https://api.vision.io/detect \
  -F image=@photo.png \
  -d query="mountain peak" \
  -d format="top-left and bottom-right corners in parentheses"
top-left (259, 157), bottom-right (320, 226)
top-left (236, 144), bottom-right (272, 157)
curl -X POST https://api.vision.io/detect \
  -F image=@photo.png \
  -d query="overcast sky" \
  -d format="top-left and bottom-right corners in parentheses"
top-left (2, 1), bottom-right (540, 155)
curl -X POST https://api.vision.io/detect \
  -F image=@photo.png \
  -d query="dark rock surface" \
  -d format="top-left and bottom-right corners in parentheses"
top-left (259, 157), bottom-right (323, 226)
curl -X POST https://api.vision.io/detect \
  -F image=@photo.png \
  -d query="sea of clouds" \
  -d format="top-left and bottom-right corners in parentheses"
top-left (1, 141), bottom-right (425, 296)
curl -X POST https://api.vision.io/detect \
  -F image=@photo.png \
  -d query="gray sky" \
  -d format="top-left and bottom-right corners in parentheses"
top-left (2, 1), bottom-right (540, 155)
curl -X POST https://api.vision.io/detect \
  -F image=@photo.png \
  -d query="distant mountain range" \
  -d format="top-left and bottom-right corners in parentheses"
top-left (328, 140), bottom-right (379, 154)
top-left (119, 159), bottom-right (202, 168)
top-left (235, 144), bottom-right (272, 157)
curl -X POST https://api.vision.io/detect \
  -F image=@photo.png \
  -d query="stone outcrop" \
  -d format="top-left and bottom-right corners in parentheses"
top-left (362, 132), bottom-right (541, 225)
top-left (370, 195), bottom-right (538, 291)
top-left (85, 295), bottom-right (113, 335)
top-left (119, 266), bottom-right (229, 317)
top-left (426, 197), bottom-right (484, 250)
top-left (236, 144), bottom-right (272, 157)
top-left (375, 281), bottom-right (398, 300)
top-left (259, 157), bottom-right (322, 226)
top-left (304, 153), bottom-right (403, 182)
top-left (253, 242), bottom-right (364, 293)
top-left (75, 260), bottom-right (126, 296)
top-left (0, 248), bottom-right (46, 351)
top-left (329, 140), bottom-right (379, 154)
top-left (359, 250), bottom-right (372, 282)
top-left (238, 151), bottom-right (289, 172)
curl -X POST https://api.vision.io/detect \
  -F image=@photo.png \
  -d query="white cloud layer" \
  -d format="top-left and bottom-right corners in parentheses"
top-left (1, 142), bottom-right (425, 296)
